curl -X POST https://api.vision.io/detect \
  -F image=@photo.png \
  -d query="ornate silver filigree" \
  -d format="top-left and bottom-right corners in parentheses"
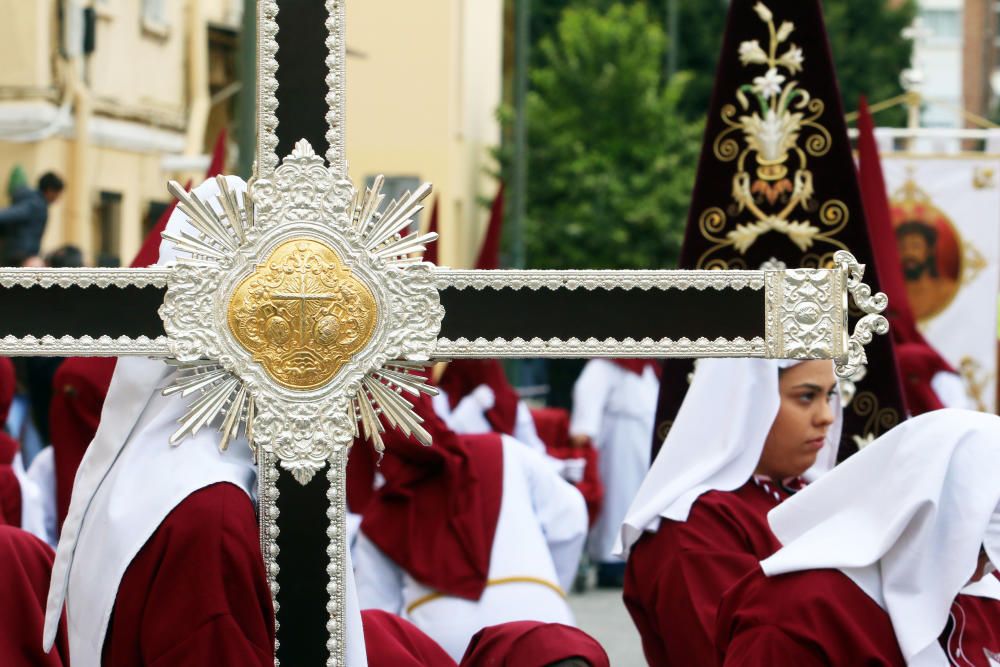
top-left (257, 0), bottom-right (280, 175)
top-left (160, 143), bottom-right (443, 484)
top-left (835, 250), bottom-right (889, 379)
top-left (435, 336), bottom-right (767, 358)
top-left (764, 265), bottom-right (846, 361)
top-left (325, 0), bottom-right (347, 176)
top-left (326, 451), bottom-right (346, 666)
top-left (435, 269), bottom-right (765, 292)
top-left (0, 334), bottom-right (168, 357)
top-left (0, 268), bottom-right (170, 288)
top-left (258, 451), bottom-right (281, 663)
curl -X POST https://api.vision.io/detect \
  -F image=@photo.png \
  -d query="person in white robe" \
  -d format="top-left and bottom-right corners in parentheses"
top-left (569, 358), bottom-right (660, 586)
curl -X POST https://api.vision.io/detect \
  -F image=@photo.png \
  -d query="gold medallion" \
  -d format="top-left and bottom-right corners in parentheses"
top-left (228, 238), bottom-right (378, 390)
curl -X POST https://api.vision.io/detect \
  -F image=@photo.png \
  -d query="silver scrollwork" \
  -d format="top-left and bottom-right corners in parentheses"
top-left (834, 250), bottom-right (889, 379)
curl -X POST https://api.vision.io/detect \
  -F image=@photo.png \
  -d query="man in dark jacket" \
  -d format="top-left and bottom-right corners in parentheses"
top-left (0, 172), bottom-right (64, 265)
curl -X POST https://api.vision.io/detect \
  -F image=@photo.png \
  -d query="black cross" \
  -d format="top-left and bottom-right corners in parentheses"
top-left (0, 2), bottom-right (886, 665)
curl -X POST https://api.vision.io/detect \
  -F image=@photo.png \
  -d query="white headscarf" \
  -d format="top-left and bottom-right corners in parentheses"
top-left (615, 358), bottom-right (842, 558)
top-left (760, 409), bottom-right (1000, 667)
top-left (42, 176), bottom-right (368, 666)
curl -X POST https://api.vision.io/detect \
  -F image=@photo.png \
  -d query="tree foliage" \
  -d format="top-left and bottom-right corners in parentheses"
top-left (506, 3), bottom-right (702, 269)
top-left (823, 0), bottom-right (916, 126)
top-left (529, 0), bottom-right (915, 121)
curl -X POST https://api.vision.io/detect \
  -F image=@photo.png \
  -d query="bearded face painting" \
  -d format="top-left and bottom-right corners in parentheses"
top-left (891, 182), bottom-right (962, 322)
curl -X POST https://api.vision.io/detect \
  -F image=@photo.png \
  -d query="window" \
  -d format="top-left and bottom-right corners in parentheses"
top-left (141, 0), bottom-right (169, 37)
top-left (920, 9), bottom-right (962, 44)
top-left (145, 200), bottom-right (171, 238)
top-left (93, 191), bottom-right (122, 260)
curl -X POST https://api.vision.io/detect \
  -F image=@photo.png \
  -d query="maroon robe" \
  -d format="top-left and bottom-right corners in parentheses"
top-left (49, 356), bottom-right (116, 531)
top-left (623, 479), bottom-right (792, 666)
top-left (361, 609), bottom-right (456, 667)
top-left (460, 620), bottom-right (610, 667)
top-left (0, 525), bottom-right (69, 666)
top-left (945, 591), bottom-right (1000, 666)
top-left (0, 464), bottom-right (21, 527)
top-left (716, 567), bottom-right (906, 666)
top-left (102, 482), bottom-right (274, 666)
top-left (0, 356), bottom-right (19, 465)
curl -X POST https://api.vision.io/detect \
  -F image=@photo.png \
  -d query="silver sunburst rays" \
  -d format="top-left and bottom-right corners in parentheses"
top-left (158, 141), bottom-right (445, 482)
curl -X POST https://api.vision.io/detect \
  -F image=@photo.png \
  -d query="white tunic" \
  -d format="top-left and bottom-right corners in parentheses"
top-left (24, 446), bottom-right (58, 546)
top-left (11, 449), bottom-right (49, 544)
top-left (569, 359), bottom-right (659, 562)
top-left (432, 387), bottom-right (548, 453)
top-left (931, 370), bottom-right (973, 409)
top-left (354, 435), bottom-right (587, 661)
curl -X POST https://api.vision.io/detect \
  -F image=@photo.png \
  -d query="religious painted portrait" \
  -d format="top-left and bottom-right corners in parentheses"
top-left (890, 183), bottom-right (962, 322)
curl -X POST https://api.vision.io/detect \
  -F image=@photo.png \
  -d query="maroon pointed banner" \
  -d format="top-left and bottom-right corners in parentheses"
top-left (651, 0), bottom-right (906, 458)
top-left (475, 183), bottom-right (505, 271)
top-left (423, 196), bottom-right (440, 266)
top-left (856, 98), bottom-right (954, 415)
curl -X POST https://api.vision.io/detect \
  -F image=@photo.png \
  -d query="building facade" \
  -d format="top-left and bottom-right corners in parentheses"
top-left (911, 0), bottom-right (1000, 128)
top-left (0, 1), bottom-right (503, 268)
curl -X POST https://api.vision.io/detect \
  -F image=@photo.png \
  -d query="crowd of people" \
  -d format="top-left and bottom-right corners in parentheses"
top-left (0, 176), bottom-right (994, 667)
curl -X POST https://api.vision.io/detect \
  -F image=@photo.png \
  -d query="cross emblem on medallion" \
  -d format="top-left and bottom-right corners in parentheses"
top-left (229, 239), bottom-right (378, 390)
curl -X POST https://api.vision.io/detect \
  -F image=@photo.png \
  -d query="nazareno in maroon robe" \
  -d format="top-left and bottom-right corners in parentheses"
top-left (0, 525), bottom-right (69, 666)
top-left (101, 482), bottom-right (275, 666)
top-left (623, 478), bottom-right (795, 666)
top-left (717, 567), bottom-right (906, 666)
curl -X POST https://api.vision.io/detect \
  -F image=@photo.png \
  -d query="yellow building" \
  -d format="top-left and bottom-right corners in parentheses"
top-left (0, 1), bottom-right (502, 267)
top-left (346, 1), bottom-right (503, 268)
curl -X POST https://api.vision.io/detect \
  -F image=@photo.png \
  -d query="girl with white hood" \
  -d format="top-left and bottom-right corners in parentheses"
top-left (716, 408), bottom-right (1000, 666)
top-left (616, 358), bottom-right (842, 666)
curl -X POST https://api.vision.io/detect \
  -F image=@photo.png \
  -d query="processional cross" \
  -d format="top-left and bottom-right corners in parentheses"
top-left (0, 2), bottom-right (889, 665)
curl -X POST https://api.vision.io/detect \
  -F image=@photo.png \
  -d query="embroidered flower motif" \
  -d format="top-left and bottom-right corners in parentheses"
top-left (752, 67), bottom-right (785, 99)
top-left (778, 45), bottom-right (805, 74)
top-left (739, 39), bottom-right (768, 65)
top-left (753, 2), bottom-right (773, 23)
top-left (776, 21), bottom-right (794, 42)
top-left (852, 433), bottom-right (877, 450)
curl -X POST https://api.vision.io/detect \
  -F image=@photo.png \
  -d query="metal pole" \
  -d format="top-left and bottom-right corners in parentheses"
top-left (236, 0), bottom-right (257, 179)
top-left (667, 0), bottom-right (678, 80)
top-left (508, 0), bottom-right (530, 388)
top-left (510, 0), bottom-right (530, 271)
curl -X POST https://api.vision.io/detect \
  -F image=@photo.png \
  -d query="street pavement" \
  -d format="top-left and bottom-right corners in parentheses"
top-left (569, 587), bottom-right (645, 666)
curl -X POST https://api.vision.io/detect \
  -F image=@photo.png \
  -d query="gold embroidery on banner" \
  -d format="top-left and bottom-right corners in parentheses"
top-left (973, 166), bottom-right (996, 190)
top-left (227, 238), bottom-right (379, 390)
top-left (697, 2), bottom-right (848, 269)
top-left (850, 390), bottom-right (900, 449)
top-left (958, 357), bottom-right (991, 412)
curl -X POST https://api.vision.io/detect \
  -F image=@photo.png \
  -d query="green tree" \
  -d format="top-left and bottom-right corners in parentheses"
top-left (528, 0), bottom-right (915, 122)
top-left (509, 3), bottom-right (702, 269)
top-left (824, 0), bottom-right (916, 125)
